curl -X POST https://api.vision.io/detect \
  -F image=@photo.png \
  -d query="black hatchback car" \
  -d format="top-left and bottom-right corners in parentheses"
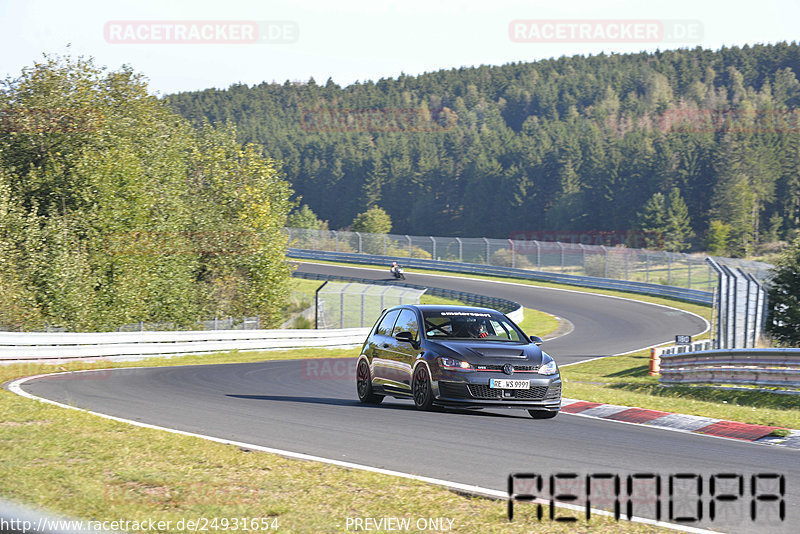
top-left (356, 304), bottom-right (561, 418)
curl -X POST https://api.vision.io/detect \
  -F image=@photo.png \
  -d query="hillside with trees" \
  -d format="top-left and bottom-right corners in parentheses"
top-left (0, 56), bottom-right (293, 331)
top-left (167, 43), bottom-right (800, 256)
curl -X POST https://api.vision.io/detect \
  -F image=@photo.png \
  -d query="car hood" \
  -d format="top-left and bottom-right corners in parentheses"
top-left (424, 339), bottom-right (543, 363)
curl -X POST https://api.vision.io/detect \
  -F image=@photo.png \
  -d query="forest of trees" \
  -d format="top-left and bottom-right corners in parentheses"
top-left (0, 57), bottom-right (293, 331)
top-left (167, 42), bottom-right (800, 256)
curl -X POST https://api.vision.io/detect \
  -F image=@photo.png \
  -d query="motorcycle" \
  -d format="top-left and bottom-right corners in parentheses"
top-left (391, 266), bottom-right (405, 280)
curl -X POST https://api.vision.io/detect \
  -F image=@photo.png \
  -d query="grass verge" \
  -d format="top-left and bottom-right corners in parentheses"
top-left (2, 354), bottom-right (665, 533)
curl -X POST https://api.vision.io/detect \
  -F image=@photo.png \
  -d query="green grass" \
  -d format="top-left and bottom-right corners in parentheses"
top-left (2, 354), bottom-right (667, 533)
top-left (561, 351), bottom-right (800, 429)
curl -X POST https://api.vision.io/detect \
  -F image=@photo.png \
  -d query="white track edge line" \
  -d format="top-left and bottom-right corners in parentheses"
top-left (7, 371), bottom-right (721, 534)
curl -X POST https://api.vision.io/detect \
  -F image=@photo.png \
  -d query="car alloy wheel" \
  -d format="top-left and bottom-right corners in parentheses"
top-left (356, 359), bottom-right (383, 404)
top-left (412, 365), bottom-right (435, 410)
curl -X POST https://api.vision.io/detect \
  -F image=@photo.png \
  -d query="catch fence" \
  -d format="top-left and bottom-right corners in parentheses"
top-left (285, 228), bottom-right (772, 292)
top-left (313, 281), bottom-right (426, 329)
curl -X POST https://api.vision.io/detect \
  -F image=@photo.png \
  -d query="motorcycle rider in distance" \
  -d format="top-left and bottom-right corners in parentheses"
top-left (390, 261), bottom-right (405, 280)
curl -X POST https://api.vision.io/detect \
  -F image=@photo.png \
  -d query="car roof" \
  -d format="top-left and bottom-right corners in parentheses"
top-left (385, 304), bottom-right (502, 315)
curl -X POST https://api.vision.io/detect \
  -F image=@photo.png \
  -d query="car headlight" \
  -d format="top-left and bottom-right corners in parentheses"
top-left (538, 353), bottom-right (559, 375)
top-left (439, 356), bottom-right (475, 371)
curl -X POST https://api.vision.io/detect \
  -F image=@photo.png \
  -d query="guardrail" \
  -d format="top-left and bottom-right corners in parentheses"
top-left (289, 249), bottom-right (714, 305)
top-left (292, 271), bottom-right (524, 322)
top-left (656, 341), bottom-right (713, 356)
top-left (658, 349), bottom-right (800, 390)
top-left (0, 328), bottom-right (370, 364)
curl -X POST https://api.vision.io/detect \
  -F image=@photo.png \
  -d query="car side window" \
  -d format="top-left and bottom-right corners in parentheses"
top-left (375, 309), bottom-right (400, 337)
top-left (392, 309), bottom-right (419, 340)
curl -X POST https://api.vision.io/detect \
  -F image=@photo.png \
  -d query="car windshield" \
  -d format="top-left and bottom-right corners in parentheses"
top-left (421, 310), bottom-right (525, 342)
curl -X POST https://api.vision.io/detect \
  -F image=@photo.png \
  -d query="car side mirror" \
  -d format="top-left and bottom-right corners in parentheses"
top-left (395, 331), bottom-right (418, 347)
top-left (529, 335), bottom-right (543, 346)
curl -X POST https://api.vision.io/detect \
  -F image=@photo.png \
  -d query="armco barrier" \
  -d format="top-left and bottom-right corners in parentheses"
top-left (657, 340), bottom-right (713, 356)
top-left (659, 349), bottom-right (800, 390)
top-left (289, 249), bottom-right (714, 305)
top-left (0, 328), bottom-right (370, 364)
top-left (292, 271), bottom-right (524, 323)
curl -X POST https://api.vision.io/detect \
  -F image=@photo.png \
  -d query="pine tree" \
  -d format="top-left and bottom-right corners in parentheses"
top-left (663, 188), bottom-right (695, 251)
top-left (635, 192), bottom-right (666, 249)
top-left (287, 204), bottom-right (326, 229)
top-left (704, 220), bottom-right (732, 256)
top-left (766, 237), bottom-right (800, 346)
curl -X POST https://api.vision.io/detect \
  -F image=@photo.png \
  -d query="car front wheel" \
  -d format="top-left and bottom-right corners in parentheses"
top-left (356, 359), bottom-right (384, 404)
top-left (412, 365), bottom-right (435, 410)
top-left (529, 409), bottom-right (558, 419)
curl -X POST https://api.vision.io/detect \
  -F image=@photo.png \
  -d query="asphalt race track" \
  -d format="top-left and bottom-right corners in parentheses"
top-left (18, 263), bottom-right (798, 533)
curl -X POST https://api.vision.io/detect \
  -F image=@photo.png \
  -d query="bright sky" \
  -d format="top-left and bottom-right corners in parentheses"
top-left (1, 0), bottom-right (798, 95)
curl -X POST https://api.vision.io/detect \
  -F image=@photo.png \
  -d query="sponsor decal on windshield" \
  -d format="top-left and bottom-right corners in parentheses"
top-left (438, 312), bottom-right (492, 317)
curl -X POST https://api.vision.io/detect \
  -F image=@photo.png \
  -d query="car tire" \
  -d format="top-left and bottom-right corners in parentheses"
top-left (412, 365), bottom-right (435, 411)
top-left (529, 410), bottom-right (558, 419)
top-left (356, 359), bottom-right (384, 404)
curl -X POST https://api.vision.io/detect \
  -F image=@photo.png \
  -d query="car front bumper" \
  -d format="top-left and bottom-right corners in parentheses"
top-left (433, 374), bottom-right (562, 410)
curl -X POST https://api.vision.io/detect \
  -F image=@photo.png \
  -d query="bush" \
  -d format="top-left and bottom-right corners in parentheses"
top-left (489, 249), bottom-right (532, 268)
top-left (584, 250), bottom-right (626, 278)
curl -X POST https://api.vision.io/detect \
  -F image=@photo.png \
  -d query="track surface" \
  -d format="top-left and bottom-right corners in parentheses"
top-left (19, 264), bottom-right (798, 533)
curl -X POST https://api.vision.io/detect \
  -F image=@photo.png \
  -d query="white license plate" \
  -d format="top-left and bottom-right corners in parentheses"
top-left (489, 379), bottom-right (530, 389)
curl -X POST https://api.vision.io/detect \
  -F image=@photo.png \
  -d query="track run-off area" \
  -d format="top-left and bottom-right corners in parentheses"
top-left (12, 262), bottom-right (798, 534)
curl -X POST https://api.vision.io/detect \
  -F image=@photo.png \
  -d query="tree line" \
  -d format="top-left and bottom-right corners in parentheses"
top-left (0, 56), bottom-right (293, 331)
top-left (167, 42), bottom-right (800, 256)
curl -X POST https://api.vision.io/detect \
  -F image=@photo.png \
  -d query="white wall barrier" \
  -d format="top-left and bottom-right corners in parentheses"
top-left (0, 328), bottom-right (370, 364)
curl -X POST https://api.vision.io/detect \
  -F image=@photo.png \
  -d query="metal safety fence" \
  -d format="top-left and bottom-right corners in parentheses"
top-left (286, 228), bottom-right (771, 292)
top-left (289, 249), bottom-right (714, 305)
top-left (659, 349), bottom-right (800, 390)
top-left (707, 258), bottom-right (769, 349)
top-left (292, 271), bottom-right (524, 327)
top-left (312, 280), bottom-right (426, 329)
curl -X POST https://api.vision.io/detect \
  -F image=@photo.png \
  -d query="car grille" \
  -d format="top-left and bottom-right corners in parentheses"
top-left (475, 364), bottom-right (540, 372)
top-left (467, 384), bottom-right (551, 400)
